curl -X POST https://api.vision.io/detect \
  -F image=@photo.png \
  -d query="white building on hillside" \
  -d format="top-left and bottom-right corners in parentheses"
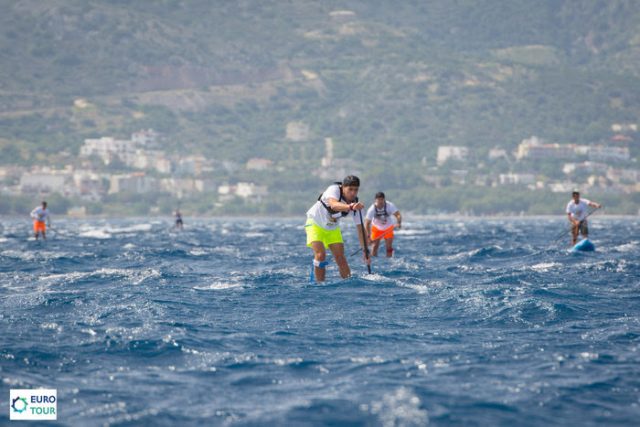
top-left (437, 146), bottom-right (468, 166)
top-left (108, 173), bottom-right (156, 194)
top-left (588, 146), bottom-right (630, 162)
top-left (80, 137), bottom-right (136, 165)
top-left (498, 173), bottom-right (536, 185)
top-left (20, 167), bottom-right (74, 195)
top-left (286, 121), bottom-right (310, 142)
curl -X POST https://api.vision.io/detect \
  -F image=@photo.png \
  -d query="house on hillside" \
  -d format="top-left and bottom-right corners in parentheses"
top-left (437, 146), bottom-right (468, 166)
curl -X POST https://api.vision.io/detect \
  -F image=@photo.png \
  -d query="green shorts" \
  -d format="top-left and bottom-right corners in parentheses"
top-left (305, 218), bottom-right (343, 249)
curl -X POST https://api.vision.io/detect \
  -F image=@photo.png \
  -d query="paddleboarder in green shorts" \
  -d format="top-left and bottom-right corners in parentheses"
top-left (305, 175), bottom-right (370, 282)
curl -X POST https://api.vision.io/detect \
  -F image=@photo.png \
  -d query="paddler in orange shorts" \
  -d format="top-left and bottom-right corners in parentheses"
top-left (364, 192), bottom-right (402, 257)
top-left (30, 201), bottom-right (51, 240)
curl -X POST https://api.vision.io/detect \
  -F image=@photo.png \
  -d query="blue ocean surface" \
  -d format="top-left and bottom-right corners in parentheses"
top-left (1, 217), bottom-right (639, 426)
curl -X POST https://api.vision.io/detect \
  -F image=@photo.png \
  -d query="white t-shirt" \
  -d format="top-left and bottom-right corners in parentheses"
top-left (306, 184), bottom-right (363, 230)
top-left (566, 199), bottom-right (591, 221)
top-left (31, 207), bottom-right (49, 222)
top-left (365, 201), bottom-right (398, 230)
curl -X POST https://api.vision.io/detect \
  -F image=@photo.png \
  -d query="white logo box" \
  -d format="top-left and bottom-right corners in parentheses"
top-left (10, 389), bottom-right (57, 421)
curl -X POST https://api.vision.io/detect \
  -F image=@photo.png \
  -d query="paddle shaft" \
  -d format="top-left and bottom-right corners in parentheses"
top-left (357, 208), bottom-right (371, 274)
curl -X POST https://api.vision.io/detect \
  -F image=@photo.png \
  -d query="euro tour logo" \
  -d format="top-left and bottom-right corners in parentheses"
top-left (10, 389), bottom-right (57, 421)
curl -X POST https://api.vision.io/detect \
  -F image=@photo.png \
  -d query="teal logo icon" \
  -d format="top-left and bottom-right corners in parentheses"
top-left (11, 396), bottom-right (28, 413)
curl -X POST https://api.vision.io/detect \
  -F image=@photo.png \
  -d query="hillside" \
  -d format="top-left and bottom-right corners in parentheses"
top-left (1, 0), bottom-right (639, 214)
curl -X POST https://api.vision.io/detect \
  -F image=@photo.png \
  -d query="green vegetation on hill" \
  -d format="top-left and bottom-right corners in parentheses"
top-left (1, 0), bottom-right (639, 214)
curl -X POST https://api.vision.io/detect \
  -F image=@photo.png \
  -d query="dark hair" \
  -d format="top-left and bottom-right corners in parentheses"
top-left (342, 175), bottom-right (360, 187)
top-left (375, 192), bottom-right (385, 199)
top-left (572, 191), bottom-right (580, 196)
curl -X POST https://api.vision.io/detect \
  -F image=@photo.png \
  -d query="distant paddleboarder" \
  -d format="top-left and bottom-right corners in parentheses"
top-left (566, 190), bottom-right (601, 245)
top-left (364, 192), bottom-right (402, 257)
top-left (305, 175), bottom-right (370, 282)
top-left (175, 209), bottom-right (184, 230)
top-left (30, 201), bottom-right (51, 240)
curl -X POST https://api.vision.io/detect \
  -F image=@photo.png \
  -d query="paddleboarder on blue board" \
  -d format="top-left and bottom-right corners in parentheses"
top-left (364, 192), bottom-right (402, 257)
top-left (305, 175), bottom-right (370, 282)
top-left (566, 190), bottom-right (601, 245)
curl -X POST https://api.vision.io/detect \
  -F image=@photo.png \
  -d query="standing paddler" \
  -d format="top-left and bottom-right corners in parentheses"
top-left (364, 192), bottom-right (402, 257)
top-left (566, 190), bottom-right (602, 245)
top-left (30, 201), bottom-right (51, 240)
top-left (305, 175), bottom-right (370, 282)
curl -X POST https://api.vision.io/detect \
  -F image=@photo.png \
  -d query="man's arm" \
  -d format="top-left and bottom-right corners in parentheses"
top-left (364, 218), bottom-right (372, 238)
top-left (588, 201), bottom-right (602, 209)
top-left (393, 211), bottom-right (402, 229)
top-left (328, 198), bottom-right (357, 213)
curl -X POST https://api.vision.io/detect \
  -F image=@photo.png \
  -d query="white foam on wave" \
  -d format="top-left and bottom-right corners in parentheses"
top-left (614, 241), bottom-right (638, 253)
top-left (39, 271), bottom-right (91, 285)
top-left (2, 249), bottom-right (90, 261)
top-left (272, 357), bottom-right (303, 366)
top-left (395, 229), bottom-right (429, 236)
top-left (349, 356), bottom-right (386, 364)
top-left (362, 272), bottom-right (387, 282)
top-left (367, 387), bottom-right (429, 427)
top-left (1, 249), bottom-right (36, 261)
top-left (398, 280), bottom-right (443, 294)
top-left (529, 262), bottom-right (562, 272)
top-left (79, 229), bottom-right (111, 239)
top-left (189, 248), bottom-right (208, 256)
top-left (106, 224), bottom-right (153, 234)
top-left (244, 232), bottom-right (266, 238)
top-left (37, 267), bottom-right (161, 287)
top-left (40, 322), bottom-right (63, 333)
top-left (193, 281), bottom-right (243, 291)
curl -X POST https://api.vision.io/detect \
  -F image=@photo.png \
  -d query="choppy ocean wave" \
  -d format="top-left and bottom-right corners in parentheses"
top-left (1, 217), bottom-right (639, 426)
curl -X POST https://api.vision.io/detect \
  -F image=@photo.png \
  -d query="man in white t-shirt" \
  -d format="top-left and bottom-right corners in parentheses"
top-left (30, 201), bottom-right (51, 240)
top-left (566, 190), bottom-right (601, 245)
top-left (364, 192), bottom-right (402, 257)
top-left (305, 175), bottom-right (370, 282)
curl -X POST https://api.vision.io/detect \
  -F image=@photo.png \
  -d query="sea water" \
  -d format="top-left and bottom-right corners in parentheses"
top-left (1, 217), bottom-right (639, 426)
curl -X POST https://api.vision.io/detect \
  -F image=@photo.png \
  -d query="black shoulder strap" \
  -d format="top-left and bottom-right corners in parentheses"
top-left (318, 182), bottom-right (347, 216)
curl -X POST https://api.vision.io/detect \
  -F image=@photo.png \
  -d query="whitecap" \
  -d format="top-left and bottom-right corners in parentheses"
top-left (193, 281), bottom-right (243, 291)
top-left (529, 262), bottom-right (561, 272)
top-left (614, 241), bottom-right (638, 253)
top-left (189, 249), bottom-right (208, 256)
top-left (349, 356), bottom-right (385, 364)
top-left (272, 357), bottom-right (303, 366)
top-left (369, 387), bottom-right (429, 427)
top-left (106, 224), bottom-right (153, 234)
top-left (361, 272), bottom-right (387, 282)
top-left (399, 283), bottom-right (430, 294)
top-left (395, 229), bottom-right (429, 236)
top-left (40, 322), bottom-right (63, 333)
top-left (79, 229), bottom-right (111, 239)
top-left (244, 232), bottom-right (266, 238)
top-left (39, 271), bottom-right (91, 285)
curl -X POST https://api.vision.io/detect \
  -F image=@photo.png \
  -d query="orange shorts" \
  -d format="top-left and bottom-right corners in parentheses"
top-left (33, 220), bottom-right (46, 233)
top-left (371, 225), bottom-right (394, 241)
